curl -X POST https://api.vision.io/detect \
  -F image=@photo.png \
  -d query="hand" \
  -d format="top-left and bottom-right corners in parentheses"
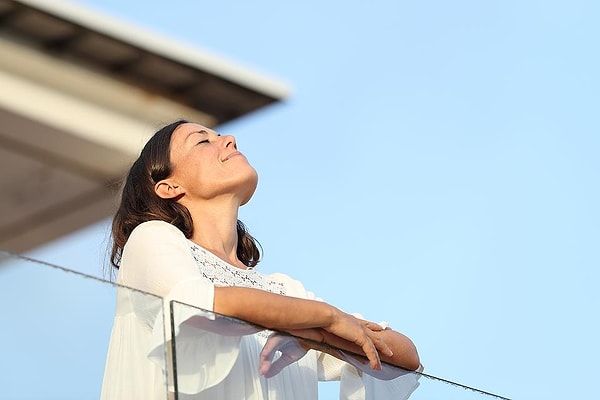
top-left (259, 333), bottom-right (309, 378)
top-left (323, 311), bottom-right (393, 371)
top-left (365, 326), bottom-right (421, 371)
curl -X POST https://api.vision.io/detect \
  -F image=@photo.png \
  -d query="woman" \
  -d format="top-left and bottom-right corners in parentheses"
top-left (101, 120), bottom-right (420, 399)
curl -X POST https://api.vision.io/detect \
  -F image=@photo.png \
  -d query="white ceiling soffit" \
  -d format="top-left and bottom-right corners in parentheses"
top-left (1, 0), bottom-right (290, 124)
top-left (0, 0), bottom-right (289, 253)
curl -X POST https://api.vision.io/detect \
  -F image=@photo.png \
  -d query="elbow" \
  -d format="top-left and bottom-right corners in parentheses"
top-left (405, 352), bottom-right (421, 371)
top-left (406, 341), bottom-right (422, 371)
top-left (396, 341), bottom-right (420, 371)
top-left (404, 342), bottom-right (421, 371)
top-left (385, 330), bottom-right (421, 371)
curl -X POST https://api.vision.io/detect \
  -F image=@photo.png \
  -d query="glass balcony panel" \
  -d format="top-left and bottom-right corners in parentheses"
top-left (1, 249), bottom-right (510, 400)
top-left (0, 250), bottom-right (168, 400)
top-left (169, 300), bottom-right (510, 400)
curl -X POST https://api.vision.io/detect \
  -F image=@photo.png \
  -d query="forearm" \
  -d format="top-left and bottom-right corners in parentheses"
top-left (318, 328), bottom-right (420, 371)
top-left (213, 286), bottom-right (336, 331)
top-left (213, 285), bottom-right (398, 371)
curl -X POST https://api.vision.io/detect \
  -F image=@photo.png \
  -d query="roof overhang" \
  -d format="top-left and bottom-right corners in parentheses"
top-left (0, 0), bottom-right (289, 252)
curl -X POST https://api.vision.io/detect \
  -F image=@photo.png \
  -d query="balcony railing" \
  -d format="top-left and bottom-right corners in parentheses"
top-left (0, 249), bottom-right (511, 399)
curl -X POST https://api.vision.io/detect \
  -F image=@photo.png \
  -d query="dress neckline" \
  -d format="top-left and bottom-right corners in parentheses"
top-left (187, 240), bottom-right (255, 272)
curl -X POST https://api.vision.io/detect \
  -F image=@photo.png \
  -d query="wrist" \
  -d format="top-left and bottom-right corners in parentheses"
top-left (324, 304), bottom-right (342, 328)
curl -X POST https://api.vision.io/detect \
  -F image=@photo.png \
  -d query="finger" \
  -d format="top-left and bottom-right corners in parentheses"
top-left (259, 357), bottom-right (273, 376)
top-left (354, 334), bottom-right (382, 370)
top-left (259, 336), bottom-right (284, 373)
top-left (354, 317), bottom-right (385, 331)
top-left (368, 330), bottom-right (394, 357)
top-left (328, 314), bottom-right (383, 370)
top-left (261, 340), bottom-right (307, 378)
top-left (362, 321), bottom-right (384, 331)
top-left (260, 339), bottom-right (278, 363)
top-left (262, 353), bottom-right (297, 378)
top-left (259, 348), bottom-right (276, 376)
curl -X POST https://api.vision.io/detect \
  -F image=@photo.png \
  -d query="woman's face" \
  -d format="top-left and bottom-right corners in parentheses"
top-left (163, 122), bottom-right (258, 205)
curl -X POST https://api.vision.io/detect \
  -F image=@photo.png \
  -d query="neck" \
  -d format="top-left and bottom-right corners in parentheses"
top-left (183, 197), bottom-right (246, 269)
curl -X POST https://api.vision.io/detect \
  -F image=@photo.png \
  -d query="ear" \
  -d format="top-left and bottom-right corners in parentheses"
top-left (154, 179), bottom-right (184, 200)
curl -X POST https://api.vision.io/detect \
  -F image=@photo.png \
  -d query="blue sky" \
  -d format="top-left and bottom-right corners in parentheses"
top-left (20, 0), bottom-right (600, 399)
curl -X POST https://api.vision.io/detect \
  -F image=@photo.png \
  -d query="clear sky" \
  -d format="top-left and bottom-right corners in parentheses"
top-left (20, 0), bottom-right (600, 399)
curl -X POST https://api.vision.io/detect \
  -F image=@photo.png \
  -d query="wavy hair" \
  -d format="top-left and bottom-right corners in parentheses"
top-left (110, 120), bottom-right (261, 269)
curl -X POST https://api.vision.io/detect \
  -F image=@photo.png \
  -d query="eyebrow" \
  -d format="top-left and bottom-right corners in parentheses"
top-left (184, 129), bottom-right (209, 142)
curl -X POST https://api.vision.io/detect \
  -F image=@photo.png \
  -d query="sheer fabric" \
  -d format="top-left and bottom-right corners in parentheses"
top-left (100, 220), bottom-right (418, 399)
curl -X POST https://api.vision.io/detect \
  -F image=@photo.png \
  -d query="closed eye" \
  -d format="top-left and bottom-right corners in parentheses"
top-left (197, 139), bottom-right (209, 145)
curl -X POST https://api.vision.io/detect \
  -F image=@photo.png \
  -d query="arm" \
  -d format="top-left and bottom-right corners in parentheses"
top-left (213, 286), bottom-right (392, 370)
top-left (121, 221), bottom-right (402, 371)
top-left (258, 325), bottom-right (420, 378)
top-left (374, 328), bottom-right (420, 370)
top-left (317, 326), bottom-right (421, 371)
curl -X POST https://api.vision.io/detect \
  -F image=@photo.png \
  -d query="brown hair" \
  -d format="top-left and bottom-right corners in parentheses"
top-left (110, 120), bottom-right (261, 269)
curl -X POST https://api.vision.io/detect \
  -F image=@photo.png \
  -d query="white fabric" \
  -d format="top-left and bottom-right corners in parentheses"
top-left (100, 220), bottom-right (419, 400)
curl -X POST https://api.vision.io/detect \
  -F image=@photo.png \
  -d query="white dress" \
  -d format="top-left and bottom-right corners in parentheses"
top-left (100, 220), bottom-right (419, 400)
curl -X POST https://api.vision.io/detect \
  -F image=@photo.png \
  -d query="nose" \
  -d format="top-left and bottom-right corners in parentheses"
top-left (222, 135), bottom-right (237, 149)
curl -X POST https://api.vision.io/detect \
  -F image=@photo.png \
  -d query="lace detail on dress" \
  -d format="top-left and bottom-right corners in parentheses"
top-left (188, 242), bottom-right (286, 295)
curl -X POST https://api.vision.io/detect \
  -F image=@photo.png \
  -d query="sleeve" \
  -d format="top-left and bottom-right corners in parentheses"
top-left (271, 274), bottom-right (422, 400)
top-left (119, 220), bottom-right (250, 394)
top-left (119, 220), bottom-right (215, 310)
top-left (360, 366), bottom-right (422, 400)
top-left (318, 335), bottom-right (422, 400)
top-left (267, 274), bottom-right (349, 381)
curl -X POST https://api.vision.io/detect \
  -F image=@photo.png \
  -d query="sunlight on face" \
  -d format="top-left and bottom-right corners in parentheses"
top-left (166, 123), bottom-right (258, 205)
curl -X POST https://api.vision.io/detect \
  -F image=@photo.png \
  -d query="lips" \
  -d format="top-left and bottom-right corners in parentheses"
top-left (222, 151), bottom-right (243, 162)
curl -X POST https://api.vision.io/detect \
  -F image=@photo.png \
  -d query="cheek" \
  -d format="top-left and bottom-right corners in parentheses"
top-left (171, 160), bottom-right (202, 188)
top-left (178, 153), bottom-right (205, 175)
